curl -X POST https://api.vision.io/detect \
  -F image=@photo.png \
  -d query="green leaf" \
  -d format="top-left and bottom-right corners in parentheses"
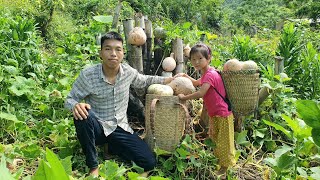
top-left (93, 15), bottom-right (113, 23)
top-left (0, 156), bottom-right (15, 180)
top-left (150, 177), bottom-right (170, 180)
top-left (274, 145), bottom-right (292, 158)
top-left (154, 147), bottom-right (172, 156)
top-left (60, 156), bottom-right (72, 175)
top-left (176, 147), bottom-right (190, 158)
top-left (296, 100), bottom-right (320, 128)
top-left (127, 172), bottom-right (140, 180)
top-left (282, 114), bottom-right (311, 140)
top-left (0, 112), bottom-right (22, 123)
top-left (235, 130), bottom-right (250, 145)
top-left (310, 167), bottom-right (320, 180)
top-left (277, 153), bottom-right (296, 170)
top-left (32, 160), bottom-right (46, 180)
top-left (44, 148), bottom-right (69, 180)
top-left (311, 128), bottom-right (320, 147)
top-left (163, 158), bottom-right (174, 171)
top-left (263, 119), bottom-right (291, 138)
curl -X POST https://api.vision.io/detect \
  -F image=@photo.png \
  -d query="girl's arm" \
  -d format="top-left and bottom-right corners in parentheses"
top-left (175, 73), bottom-right (201, 87)
top-left (178, 83), bottom-right (211, 101)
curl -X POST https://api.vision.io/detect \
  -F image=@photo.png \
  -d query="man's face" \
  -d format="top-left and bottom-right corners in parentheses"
top-left (99, 39), bottom-right (124, 69)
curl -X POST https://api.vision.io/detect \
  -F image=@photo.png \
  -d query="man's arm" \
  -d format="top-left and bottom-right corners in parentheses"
top-left (65, 71), bottom-right (92, 120)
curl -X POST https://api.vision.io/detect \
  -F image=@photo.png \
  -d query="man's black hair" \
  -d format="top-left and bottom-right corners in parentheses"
top-left (100, 31), bottom-right (123, 49)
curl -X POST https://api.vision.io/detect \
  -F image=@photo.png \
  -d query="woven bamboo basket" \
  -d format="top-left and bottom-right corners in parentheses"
top-left (221, 70), bottom-right (260, 116)
top-left (145, 94), bottom-right (191, 152)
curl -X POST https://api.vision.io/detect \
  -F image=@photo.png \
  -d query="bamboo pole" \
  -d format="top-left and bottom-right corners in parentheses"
top-left (173, 38), bottom-right (184, 74)
top-left (123, 19), bottom-right (134, 65)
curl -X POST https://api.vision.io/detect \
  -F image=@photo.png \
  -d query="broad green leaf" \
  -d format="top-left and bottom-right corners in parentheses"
top-left (60, 156), bottom-right (72, 175)
top-left (253, 128), bottom-right (267, 138)
top-left (235, 130), bottom-right (250, 145)
top-left (176, 159), bottom-right (186, 172)
top-left (311, 128), bottom-right (320, 147)
top-left (0, 156), bottom-right (15, 180)
top-left (263, 119), bottom-right (291, 138)
top-left (163, 158), bottom-right (174, 171)
top-left (105, 160), bottom-right (121, 178)
top-left (32, 160), bottom-right (46, 180)
top-left (275, 145), bottom-right (292, 158)
top-left (176, 147), bottom-right (190, 158)
top-left (296, 100), bottom-right (320, 128)
top-left (93, 15), bottom-right (113, 23)
top-left (45, 148), bottom-right (69, 180)
top-left (127, 172), bottom-right (141, 180)
top-left (263, 157), bottom-right (277, 167)
top-left (282, 114), bottom-right (311, 140)
top-left (277, 153), bottom-right (296, 170)
top-left (154, 147), bottom-right (172, 156)
top-left (0, 112), bottom-right (22, 123)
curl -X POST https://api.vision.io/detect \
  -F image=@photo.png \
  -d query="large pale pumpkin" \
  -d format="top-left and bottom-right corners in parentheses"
top-left (147, 84), bottom-right (174, 96)
top-left (223, 58), bottom-right (243, 71)
top-left (168, 77), bottom-right (195, 95)
top-left (128, 27), bottom-right (147, 46)
top-left (241, 60), bottom-right (258, 70)
top-left (162, 53), bottom-right (176, 72)
top-left (183, 44), bottom-right (191, 58)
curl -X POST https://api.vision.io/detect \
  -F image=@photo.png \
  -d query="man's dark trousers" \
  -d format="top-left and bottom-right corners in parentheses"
top-left (73, 110), bottom-right (156, 171)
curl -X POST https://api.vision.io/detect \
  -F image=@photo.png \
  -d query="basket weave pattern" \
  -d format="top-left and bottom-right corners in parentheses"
top-left (145, 94), bottom-right (189, 152)
top-left (221, 70), bottom-right (260, 116)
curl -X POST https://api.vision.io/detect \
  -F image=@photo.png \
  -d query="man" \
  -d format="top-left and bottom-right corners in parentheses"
top-left (65, 31), bottom-right (173, 176)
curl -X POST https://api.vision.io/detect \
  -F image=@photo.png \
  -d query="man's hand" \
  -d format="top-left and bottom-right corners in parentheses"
top-left (72, 103), bottom-right (91, 120)
top-left (177, 94), bottom-right (186, 101)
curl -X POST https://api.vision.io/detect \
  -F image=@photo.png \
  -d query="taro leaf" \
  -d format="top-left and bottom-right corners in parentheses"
top-left (93, 15), bottom-right (113, 23)
top-left (44, 148), bottom-right (69, 180)
top-left (60, 156), bottom-right (72, 175)
top-left (263, 119), bottom-right (291, 138)
top-left (0, 156), bottom-right (15, 180)
top-left (311, 128), bottom-right (320, 147)
top-left (33, 159), bottom-right (47, 180)
top-left (277, 153), bottom-right (296, 170)
top-left (296, 100), bottom-right (320, 128)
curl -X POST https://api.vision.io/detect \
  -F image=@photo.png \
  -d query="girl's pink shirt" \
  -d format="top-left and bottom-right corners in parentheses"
top-left (200, 67), bottom-right (232, 117)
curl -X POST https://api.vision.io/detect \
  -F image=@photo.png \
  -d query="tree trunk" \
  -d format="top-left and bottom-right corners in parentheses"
top-left (111, 0), bottom-right (122, 30)
top-left (144, 18), bottom-right (153, 75)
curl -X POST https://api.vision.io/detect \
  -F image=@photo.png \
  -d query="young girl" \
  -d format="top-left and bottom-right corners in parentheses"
top-left (176, 43), bottom-right (236, 174)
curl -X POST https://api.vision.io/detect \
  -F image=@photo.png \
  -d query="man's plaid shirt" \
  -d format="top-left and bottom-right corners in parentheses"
top-left (65, 63), bottom-right (165, 136)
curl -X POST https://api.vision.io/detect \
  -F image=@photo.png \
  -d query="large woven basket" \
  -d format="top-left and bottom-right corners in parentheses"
top-left (145, 94), bottom-right (191, 152)
top-left (221, 70), bottom-right (260, 116)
